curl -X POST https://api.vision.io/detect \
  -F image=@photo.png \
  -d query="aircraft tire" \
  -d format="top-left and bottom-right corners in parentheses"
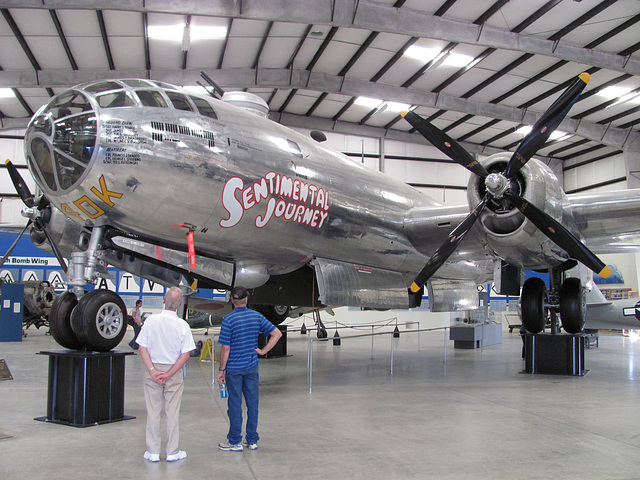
top-left (520, 277), bottom-right (547, 333)
top-left (49, 291), bottom-right (82, 349)
top-left (255, 305), bottom-right (290, 325)
top-left (70, 289), bottom-right (128, 352)
top-left (559, 277), bottom-right (586, 334)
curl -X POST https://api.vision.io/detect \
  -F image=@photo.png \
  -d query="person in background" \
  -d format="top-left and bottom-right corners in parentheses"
top-left (217, 286), bottom-right (282, 452)
top-left (136, 287), bottom-right (195, 462)
top-left (128, 299), bottom-right (143, 349)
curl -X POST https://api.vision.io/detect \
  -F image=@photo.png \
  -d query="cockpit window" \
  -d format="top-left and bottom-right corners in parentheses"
top-left (135, 90), bottom-right (168, 108)
top-left (122, 79), bottom-right (153, 88)
top-left (151, 80), bottom-right (177, 90)
top-left (53, 113), bottom-right (96, 166)
top-left (50, 91), bottom-right (92, 119)
top-left (29, 138), bottom-right (56, 191)
top-left (25, 90), bottom-right (97, 195)
top-left (190, 96), bottom-right (218, 119)
top-left (96, 91), bottom-right (136, 108)
top-left (84, 81), bottom-right (122, 94)
top-left (166, 91), bottom-right (194, 112)
top-left (30, 115), bottom-right (52, 136)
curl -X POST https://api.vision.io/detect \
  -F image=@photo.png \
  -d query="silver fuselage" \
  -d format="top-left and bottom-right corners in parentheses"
top-left (24, 81), bottom-right (446, 287)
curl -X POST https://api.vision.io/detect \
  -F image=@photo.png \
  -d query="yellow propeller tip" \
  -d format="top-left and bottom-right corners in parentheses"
top-left (579, 72), bottom-right (591, 84)
top-left (4, 159), bottom-right (10, 165)
top-left (190, 280), bottom-right (198, 290)
top-left (598, 265), bottom-right (611, 278)
top-left (410, 282), bottom-right (421, 293)
top-left (400, 110), bottom-right (409, 118)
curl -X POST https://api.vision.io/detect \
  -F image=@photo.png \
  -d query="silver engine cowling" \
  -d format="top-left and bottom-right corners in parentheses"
top-left (467, 153), bottom-right (573, 270)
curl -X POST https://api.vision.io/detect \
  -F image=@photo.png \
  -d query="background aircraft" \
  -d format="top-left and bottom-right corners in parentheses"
top-left (3, 73), bottom-right (640, 351)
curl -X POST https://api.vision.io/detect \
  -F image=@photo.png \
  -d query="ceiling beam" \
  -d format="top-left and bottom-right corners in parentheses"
top-left (0, 67), bottom-right (637, 150)
top-left (4, 0), bottom-right (639, 76)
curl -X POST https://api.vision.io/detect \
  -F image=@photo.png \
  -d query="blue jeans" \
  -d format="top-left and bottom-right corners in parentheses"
top-left (225, 365), bottom-right (260, 445)
top-left (129, 322), bottom-right (141, 349)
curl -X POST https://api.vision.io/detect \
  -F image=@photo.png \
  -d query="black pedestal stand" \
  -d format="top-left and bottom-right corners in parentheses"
top-left (522, 333), bottom-right (588, 376)
top-left (35, 350), bottom-right (135, 427)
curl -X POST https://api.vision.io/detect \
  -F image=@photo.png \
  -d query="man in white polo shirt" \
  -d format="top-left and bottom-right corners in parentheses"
top-left (136, 286), bottom-right (195, 462)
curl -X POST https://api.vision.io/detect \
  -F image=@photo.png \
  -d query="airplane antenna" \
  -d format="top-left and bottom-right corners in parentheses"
top-left (197, 81), bottom-right (218, 99)
top-left (200, 71), bottom-right (225, 99)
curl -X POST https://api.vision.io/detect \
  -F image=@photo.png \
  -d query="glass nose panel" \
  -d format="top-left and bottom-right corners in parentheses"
top-left (30, 115), bottom-right (52, 136)
top-left (53, 113), bottom-right (96, 166)
top-left (26, 89), bottom-right (97, 195)
top-left (29, 137), bottom-right (57, 191)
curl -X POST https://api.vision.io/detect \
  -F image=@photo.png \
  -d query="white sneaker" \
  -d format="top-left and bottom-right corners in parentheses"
top-left (143, 451), bottom-right (159, 462)
top-left (218, 442), bottom-right (243, 451)
top-left (166, 450), bottom-right (187, 462)
top-left (242, 441), bottom-right (258, 450)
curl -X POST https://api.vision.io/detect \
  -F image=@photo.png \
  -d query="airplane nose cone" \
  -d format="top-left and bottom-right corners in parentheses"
top-left (24, 90), bottom-right (97, 195)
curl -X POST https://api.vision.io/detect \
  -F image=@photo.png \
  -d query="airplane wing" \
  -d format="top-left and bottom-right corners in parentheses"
top-left (568, 189), bottom-right (640, 250)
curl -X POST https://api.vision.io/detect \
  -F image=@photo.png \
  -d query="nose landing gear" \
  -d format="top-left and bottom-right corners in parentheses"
top-left (48, 226), bottom-right (128, 352)
top-left (520, 271), bottom-right (586, 335)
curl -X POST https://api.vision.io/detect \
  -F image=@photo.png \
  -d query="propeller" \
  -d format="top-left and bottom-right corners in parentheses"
top-left (402, 72), bottom-right (608, 292)
top-left (5, 159), bottom-right (34, 208)
top-left (2, 159), bottom-right (67, 273)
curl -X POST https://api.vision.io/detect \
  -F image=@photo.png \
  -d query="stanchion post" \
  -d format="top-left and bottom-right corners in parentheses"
top-left (307, 328), bottom-right (311, 369)
top-left (212, 333), bottom-right (216, 385)
top-left (370, 326), bottom-right (375, 359)
top-left (444, 327), bottom-right (448, 363)
top-left (390, 332), bottom-right (395, 376)
top-left (309, 338), bottom-right (313, 394)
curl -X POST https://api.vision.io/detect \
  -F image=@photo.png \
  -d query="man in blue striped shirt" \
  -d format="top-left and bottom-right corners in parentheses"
top-left (217, 286), bottom-right (282, 451)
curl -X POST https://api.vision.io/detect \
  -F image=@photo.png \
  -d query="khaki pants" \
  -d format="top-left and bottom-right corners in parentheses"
top-left (143, 364), bottom-right (184, 456)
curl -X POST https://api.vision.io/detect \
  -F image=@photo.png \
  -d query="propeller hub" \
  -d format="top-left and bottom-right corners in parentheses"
top-left (485, 173), bottom-right (509, 198)
top-left (21, 207), bottom-right (39, 221)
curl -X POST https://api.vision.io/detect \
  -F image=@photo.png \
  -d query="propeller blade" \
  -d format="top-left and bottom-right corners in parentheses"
top-left (5, 159), bottom-right (34, 208)
top-left (503, 192), bottom-right (610, 278)
top-left (401, 110), bottom-right (489, 178)
top-left (0, 220), bottom-right (32, 270)
top-left (503, 73), bottom-right (590, 179)
top-left (410, 195), bottom-right (490, 293)
top-left (34, 219), bottom-right (68, 274)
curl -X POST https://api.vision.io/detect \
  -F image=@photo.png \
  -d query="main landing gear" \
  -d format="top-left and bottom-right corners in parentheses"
top-left (520, 270), bottom-right (586, 335)
top-left (48, 226), bottom-right (128, 352)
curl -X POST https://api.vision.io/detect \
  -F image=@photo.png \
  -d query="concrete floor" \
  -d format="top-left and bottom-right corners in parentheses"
top-left (1, 319), bottom-right (640, 480)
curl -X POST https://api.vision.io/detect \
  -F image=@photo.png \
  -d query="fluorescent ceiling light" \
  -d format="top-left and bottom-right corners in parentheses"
top-left (403, 45), bottom-right (439, 62)
top-left (598, 86), bottom-right (640, 106)
top-left (148, 25), bottom-right (226, 41)
top-left (443, 53), bottom-right (474, 67)
top-left (386, 101), bottom-right (411, 112)
top-left (550, 130), bottom-right (569, 140)
top-left (517, 125), bottom-right (568, 140)
top-left (354, 96), bottom-right (383, 109)
top-left (0, 88), bottom-right (14, 98)
top-left (598, 86), bottom-right (631, 99)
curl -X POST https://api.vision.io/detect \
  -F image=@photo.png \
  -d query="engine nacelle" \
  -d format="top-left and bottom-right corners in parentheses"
top-left (467, 153), bottom-right (572, 270)
top-left (29, 204), bottom-right (87, 259)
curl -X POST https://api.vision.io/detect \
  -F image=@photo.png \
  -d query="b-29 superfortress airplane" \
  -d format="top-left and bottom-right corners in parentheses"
top-left (4, 72), bottom-right (640, 351)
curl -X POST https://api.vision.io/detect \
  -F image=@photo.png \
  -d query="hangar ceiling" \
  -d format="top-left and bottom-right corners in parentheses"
top-left (0, 0), bottom-right (639, 167)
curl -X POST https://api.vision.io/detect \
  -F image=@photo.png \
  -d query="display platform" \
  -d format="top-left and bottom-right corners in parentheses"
top-left (449, 322), bottom-right (502, 349)
top-left (35, 349), bottom-right (135, 427)
top-left (258, 325), bottom-right (288, 358)
top-left (523, 333), bottom-right (587, 376)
